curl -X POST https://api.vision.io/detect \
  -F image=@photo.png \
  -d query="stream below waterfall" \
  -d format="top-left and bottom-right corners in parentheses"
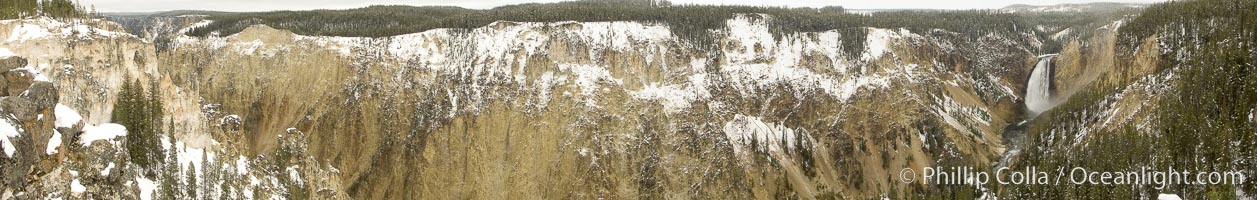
top-left (994, 54), bottom-right (1058, 180)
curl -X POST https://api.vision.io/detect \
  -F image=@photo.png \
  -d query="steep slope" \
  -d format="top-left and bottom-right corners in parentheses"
top-left (1005, 0), bottom-right (1256, 199)
top-left (157, 13), bottom-right (1038, 199)
top-left (0, 17), bottom-right (153, 199)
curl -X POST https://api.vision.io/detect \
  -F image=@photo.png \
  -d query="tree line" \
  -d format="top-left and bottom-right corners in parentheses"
top-left (180, 0), bottom-right (1064, 54)
top-left (0, 0), bottom-right (93, 20)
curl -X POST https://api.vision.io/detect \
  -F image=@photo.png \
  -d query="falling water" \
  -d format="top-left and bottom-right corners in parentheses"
top-left (996, 54), bottom-right (1059, 173)
top-left (1025, 54), bottom-right (1057, 117)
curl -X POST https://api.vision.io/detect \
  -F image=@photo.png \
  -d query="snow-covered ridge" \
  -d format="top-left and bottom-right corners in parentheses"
top-left (0, 17), bottom-right (132, 42)
top-left (1001, 3), bottom-right (1147, 13)
top-left (170, 14), bottom-right (912, 112)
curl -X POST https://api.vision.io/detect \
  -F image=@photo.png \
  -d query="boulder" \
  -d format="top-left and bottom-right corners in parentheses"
top-left (0, 57), bottom-right (26, 72)
top-left (19, 82), bottom-right (57, 111)
top-left (3, 70), bottom-right (33, 97)
top-left (55, 124), bottom-right (83, 143)
top-left (1, 97), bottom-right (36, 122)
top-left (0, 116), bottom-right (34, 191)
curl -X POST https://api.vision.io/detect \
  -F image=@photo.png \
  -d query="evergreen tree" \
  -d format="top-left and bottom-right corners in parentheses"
top-left (160, 130), bottom-right (179, 200)
top-left (186, 162), bottom-right (198, 199)
top-left (115, 77), bottom-right (167, 175)
top-left (200, 150), bottom-right (215, 200)
top-left (0, 0), bottom-right (87, 19)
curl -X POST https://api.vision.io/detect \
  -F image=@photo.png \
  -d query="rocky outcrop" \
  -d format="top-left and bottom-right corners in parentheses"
top-left (0, 57), bottom-right (26, 72)
top-left (0, 56), bottom-right (50, 195)
top-left (0, 17), bottom-right (162, 199)
top-left (22, 82), bottom-right (58, 111)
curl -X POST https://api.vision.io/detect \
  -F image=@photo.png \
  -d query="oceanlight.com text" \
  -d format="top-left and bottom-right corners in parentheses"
top-left (899, 167), bottom-right (1246, 189)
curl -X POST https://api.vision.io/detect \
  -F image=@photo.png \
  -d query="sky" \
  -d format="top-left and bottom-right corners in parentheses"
top-left (84, 0), bottom-right (1167, 13)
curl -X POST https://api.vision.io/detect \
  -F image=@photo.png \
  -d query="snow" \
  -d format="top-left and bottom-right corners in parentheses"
top-left (234, 39), bottom-right (265, 56)
top-left (932, 92), bottom-right (993, 135)
top-left (558, 64), bottom-right (621, 104)
top-left (1157, 194), bottom-right (1182, 200)
top-left (724, 14), bottom-right (777, 63)
top-left (173, 141), bottom-right (214, 183)
top-left (1051, 28), bottom-right (1073, 40)
top-left (136, 177), bottom-right (157, 200)
top-left (46, 130), bottom-right (62, 155)
top-left (534, 71), bottom-right (567, 104)
top-left (7, 22), bottom-right (54, 42)
top-left (55, 104), bottom-right (82, 128)
top-left (237, 156), bottom-right (249, 175)
top-left (166, 14), bottom-right (921, 116)
top-left (716, 15), bottom-right (897, 103)
top-left (220, 114), bottom-right (241, 126)
top-left (863, 28), bottom-right (902, 60)
top-left (722, 114), bottom-right (797, 154)
top-left (0, 118), bottom-right (19, 157)
top-left (101, 162), bottom-right (116, 176)
top-left (173, 34), bottom-right (228, 51)
top-left (293, 35), bottom-right (363, 57)
top-left (836, 76), bottom-right (891, 101)
top-left (0, 48), bottom-right (13, 57)
top-left (78, 123), bottom-right (128, 147)
top-left (286, 165), bottom-right (303, 185)
top-left (70, 179), bottom-right (86, 193)
top-left (249, 175), bottom-right (260, 186)
top-left (560, 21), bottom-right (673, 52)
top-left (629, 83), bottom-right (701, 114)
top-left (177, 20), bottom-right (213, 35)
top-left (3, 17), bottom-right (129, 42)
top-left (10, 66), bottom-right (50, 82)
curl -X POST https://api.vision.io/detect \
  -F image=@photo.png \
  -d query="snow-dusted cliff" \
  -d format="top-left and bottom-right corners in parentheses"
top-left (2, 13), bottom-right (1046, 199)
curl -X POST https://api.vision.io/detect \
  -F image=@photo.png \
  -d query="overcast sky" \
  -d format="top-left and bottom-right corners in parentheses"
top-left (85, 0), bottom-right (1167, 13)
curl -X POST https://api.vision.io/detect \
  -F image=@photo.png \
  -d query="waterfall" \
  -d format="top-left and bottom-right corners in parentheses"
top-left (1025, 55), bottom-right (1057, 117)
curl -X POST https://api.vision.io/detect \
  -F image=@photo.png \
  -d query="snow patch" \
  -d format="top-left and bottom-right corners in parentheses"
top-left (3, 18), bottom-right (129, 42)
top-left (78, 123), bottom-right (127, 147)
top-left (46, 130), bottom-right (62, 155)
top-left (177, 20), bottom-right (213, 35)
top-left (286, 165), bottom-right (303, 185)
top-left (863, 28), bottom-right (902, 60)
top-left (0, 48), bottom-right (14, 57)
top-left (136, 177), bottom-right (157, 200)
top-left (629, 82), bottom-right (707, 114)
top-left (7, 22), bottom-right (54, 42)
top-left (1157, 194), bottom-right (1182, 200)
top-left (234, 40), bottom-right (265, 56)
top-left (1051, 28), bottom-right (1073, 40)
top-left (55, 104), bottom-right (82, 128)
top-left (237, 156), bottom-right (249, 175)
top-left (70, 179), bottom-right (86, 193)
top-left (558, 64), bottom-right (621, 106)
top-left (172, 140), bottom-right (214, 183)
top-left (1, 117), bottom-right (21, 157)
top-left (101, 162), bottom-right (116, 176)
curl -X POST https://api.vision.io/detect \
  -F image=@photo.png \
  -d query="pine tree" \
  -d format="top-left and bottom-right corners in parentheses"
top-left (186, 162), bottom-right (198, 199)
top-left (200, 150), bottom-right (214, 200)
top-left (147, 81), bottom-right (166, 171)
top-left (115, 77), bottom-right (167, 174)
top-left (160, 130), bottom-right (179, 200)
